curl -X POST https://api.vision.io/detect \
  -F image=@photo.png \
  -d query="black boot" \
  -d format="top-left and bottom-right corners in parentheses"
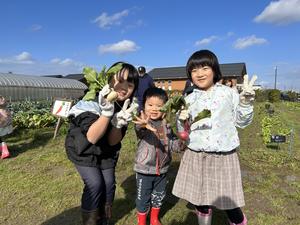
top-left (101, 203), bottom-right (112, 225)
top-left (81, 209), bottom-right (102, 225)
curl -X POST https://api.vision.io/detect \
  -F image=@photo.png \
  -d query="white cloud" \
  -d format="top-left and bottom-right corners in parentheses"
top-left (30, 24), bottom-right (43, 31)
top-left (233, 35), bottom-right (268, 49)
top-left (98, 40), bottom-right (139, 54)
top-left (50, 58), bottom-right (84, 67)
top-left (0, 52), bottom-right (35, 64)
top-left (0, 53), bottom-right (86, 75)
top-left (195, 36), bottom-right (218, 46)
top-left (16, 52), bottom-right (33, 61)
top-left (92, 10), bottom-right (129, 29)
top-left (254, 0), bottom-right (300, 25)
top-left (60, 58), bottom-right (74, 66)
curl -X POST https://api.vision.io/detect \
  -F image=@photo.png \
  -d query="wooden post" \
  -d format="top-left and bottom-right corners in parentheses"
top-left (53, 117), bottom-right (62, 139)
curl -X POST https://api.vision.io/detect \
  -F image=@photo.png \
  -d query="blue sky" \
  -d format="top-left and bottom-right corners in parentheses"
top-left (0, 0), bottom-right (300, 91)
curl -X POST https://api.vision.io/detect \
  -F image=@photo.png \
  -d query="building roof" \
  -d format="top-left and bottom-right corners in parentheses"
top-left (43, 75), bottom-right (64, 78)
top-left (65, 73), bottom-right (85, 81)
top-left (148, 63), bottom-right (247, 80)
top-left (0, 73), bottom-right (87, 89)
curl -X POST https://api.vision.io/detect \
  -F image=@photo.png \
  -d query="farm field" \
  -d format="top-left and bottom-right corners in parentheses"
top-left (0, 102), bottom-right (299, 225)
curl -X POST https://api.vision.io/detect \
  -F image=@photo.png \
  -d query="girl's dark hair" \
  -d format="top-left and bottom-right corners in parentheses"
top-left (142, 87), bottom-right (168, 107)
top-left (186, 49), bottom-right (222, 83)
top-left (107, 61), bottom-right (139, 95)
top-left (106, 62), bottom-right (139, 113)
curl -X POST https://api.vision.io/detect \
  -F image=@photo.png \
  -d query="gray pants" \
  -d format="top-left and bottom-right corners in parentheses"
top-left (136, 173), bottom-right (167, 213)
top-left (75, 165), bottom-right (116, 211)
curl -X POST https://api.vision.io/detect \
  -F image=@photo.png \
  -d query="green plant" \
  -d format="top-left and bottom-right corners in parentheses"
top-left (82, 63), bottom-right (123, 101)
top-left (261, 115), bottom-right (290, 144)
top-left (268, 89), bottom-right (281, 103)
top-left (255, 89), bottom-right (269, 102)
top-left (10, 100), bottom-right (58, 129)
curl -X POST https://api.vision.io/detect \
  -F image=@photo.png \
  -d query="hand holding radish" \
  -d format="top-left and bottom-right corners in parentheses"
top-left (176, 107), bottom-right (190, 141)
top-left (98, 84), bottom-right (115, 117)
top-left (178, 107), bottom-right (189, 121)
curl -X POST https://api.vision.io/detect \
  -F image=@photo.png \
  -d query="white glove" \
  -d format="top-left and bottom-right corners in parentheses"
top-left (99, 84), bottom-right (115, 117)
top-left (111, 98), bottom-right (139, 128)
top-left (178, 108), bottom-right (189, 121)
top-left (240, 74), bottom-right (257, 105)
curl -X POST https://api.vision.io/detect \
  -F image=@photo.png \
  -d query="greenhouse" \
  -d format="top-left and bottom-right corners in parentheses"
top-left (0, 73), bottom-right (87, 101)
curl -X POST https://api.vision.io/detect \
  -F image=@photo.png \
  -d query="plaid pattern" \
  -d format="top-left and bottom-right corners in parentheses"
top-left (172, 149), bottom-right (245, 210)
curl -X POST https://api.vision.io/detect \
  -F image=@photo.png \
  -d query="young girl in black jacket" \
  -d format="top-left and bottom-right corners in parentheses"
top-left (65, 62), bottom-right (139, 225)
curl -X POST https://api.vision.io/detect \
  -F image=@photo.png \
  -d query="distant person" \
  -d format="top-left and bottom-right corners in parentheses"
top-left (224, 79), bottom-right (238, 92)
top-left (0, 95), bottom-right (13, 159)
top-left (224, 79), bottom-right (233, 87)
top-left (133, 87), bottom-right (185, 225)
top-left (65, 62), bottom-right (139, 225)
top-left (173, 50), bottom-right (257, 225)
top-left (135, 66), bottom-right (155, 112)
top-left (182, 79), bottom-right (195, 96)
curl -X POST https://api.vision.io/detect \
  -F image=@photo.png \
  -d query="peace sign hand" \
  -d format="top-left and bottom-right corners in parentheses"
top-left (111, 98), bottom-right (139, 128)
top-left (132, 111), bottom-right (157, 132)
top-left (240, 74), bottom-right (257, 105)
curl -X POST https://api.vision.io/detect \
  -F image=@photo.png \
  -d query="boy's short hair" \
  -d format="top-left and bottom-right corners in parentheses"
top-left (142, 87), bottom-right (168, 106)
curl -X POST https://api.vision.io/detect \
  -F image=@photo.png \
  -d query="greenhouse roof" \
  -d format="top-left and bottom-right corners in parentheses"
top-left (0, 73), bottom-right (87, 89)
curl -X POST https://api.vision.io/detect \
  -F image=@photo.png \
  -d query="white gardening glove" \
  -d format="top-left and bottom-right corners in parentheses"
top-left (111, 98), bottom-right (139, 128)
top-left (178, 108), bottom-right (189, 121)
top-left (98, 84), bottom-right (115, 117)
top-left (239, 74), bottom-right (257, 105)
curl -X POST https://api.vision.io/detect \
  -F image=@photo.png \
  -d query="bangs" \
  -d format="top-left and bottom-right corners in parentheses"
top-left (126, 68), bottom-right (137, 83)
top-left (124, 64), bottom-right (139, 88)
top-left (187, 56), bottom-right (213, 73)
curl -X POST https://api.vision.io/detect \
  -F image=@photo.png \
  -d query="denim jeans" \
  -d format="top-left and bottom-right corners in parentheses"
top-left (75, 165), bottom-right (116, 211)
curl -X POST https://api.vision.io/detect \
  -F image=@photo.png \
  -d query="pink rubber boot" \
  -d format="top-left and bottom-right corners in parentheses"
top-left (0, 142), bottom-right (10, 159)
top-left (196, 208), bottom-right (212, 225)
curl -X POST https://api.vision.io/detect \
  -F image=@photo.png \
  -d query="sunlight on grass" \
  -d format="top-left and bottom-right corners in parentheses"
top-left (1, 102), bottom-right (299, 224)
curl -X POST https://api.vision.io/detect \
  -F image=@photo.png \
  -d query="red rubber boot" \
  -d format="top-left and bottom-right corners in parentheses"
top-left (150, 207), bottom-right (162, 225)
top-left (137, 211), bottom-right (147, 225)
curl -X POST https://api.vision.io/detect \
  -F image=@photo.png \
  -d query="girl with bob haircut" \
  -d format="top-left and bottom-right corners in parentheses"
top-left (172, 50), bottom-right (257, 225)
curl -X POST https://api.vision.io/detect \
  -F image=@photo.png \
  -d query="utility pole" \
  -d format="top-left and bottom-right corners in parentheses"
top-left (274, 66), bottom-right (278, 89)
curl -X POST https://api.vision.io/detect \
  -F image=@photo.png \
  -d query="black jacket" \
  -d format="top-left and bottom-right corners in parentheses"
top-left (65, 111), bottom-right (127, 169)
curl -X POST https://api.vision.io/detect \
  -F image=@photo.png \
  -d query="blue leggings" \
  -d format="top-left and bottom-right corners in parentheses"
top-left (75, 165), bottom-right (116, 211)
top-left (136, 173), bottom-right (167, 213)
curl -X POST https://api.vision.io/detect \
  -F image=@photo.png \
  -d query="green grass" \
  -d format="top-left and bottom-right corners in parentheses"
top-left (0, 101), bottom-right (299, 225)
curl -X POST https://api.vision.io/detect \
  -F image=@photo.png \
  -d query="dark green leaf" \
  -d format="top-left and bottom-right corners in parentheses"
top-left (193, 109), bottom-right (211, 123)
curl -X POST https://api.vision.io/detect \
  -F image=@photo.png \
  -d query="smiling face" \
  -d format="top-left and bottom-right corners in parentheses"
top-left (112, 69), bottom-right (135, 101)
top-left (191, 65), bottom-right (214, 91)
top-left (144, 96), bottom-right (164, 120)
